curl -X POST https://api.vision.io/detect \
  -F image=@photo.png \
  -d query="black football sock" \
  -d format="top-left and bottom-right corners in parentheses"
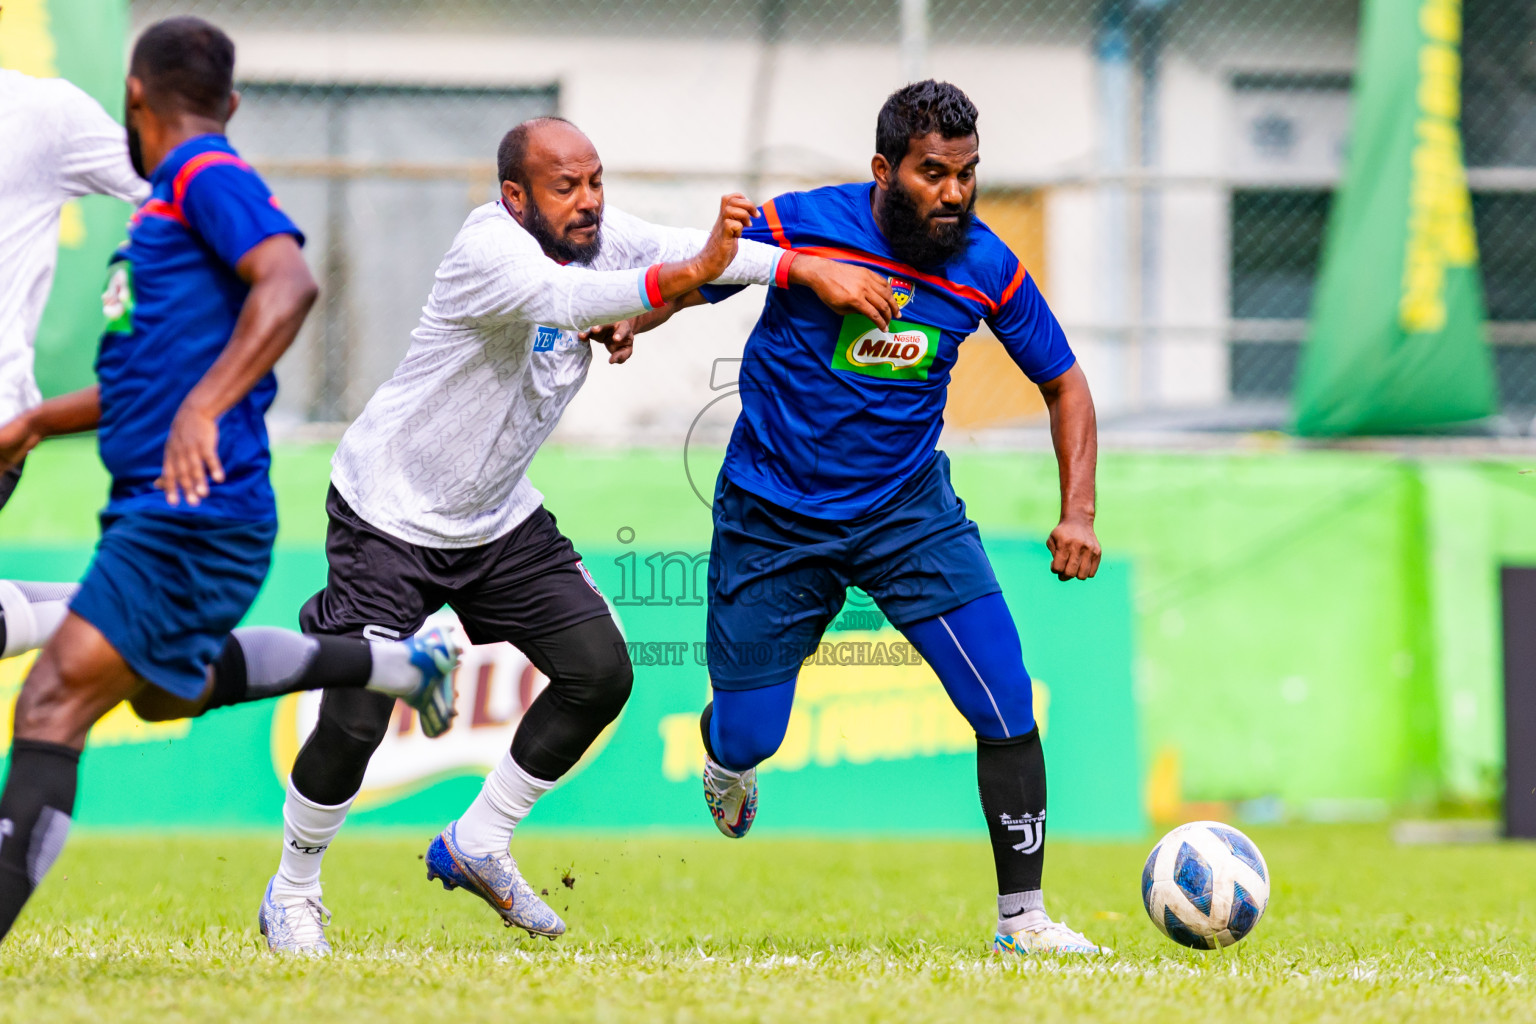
top-left (202, 628), bottom-right (375, 712)
top-left (0, 739), bottom-right (80, 942)
top-left (977, 726), bottom-right (1048, 928)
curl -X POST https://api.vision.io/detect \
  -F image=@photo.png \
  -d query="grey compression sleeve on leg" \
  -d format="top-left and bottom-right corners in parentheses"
top-left (203, 628), bottom-right (430, 713)
top-left (203, 628), bottom-right (375, 711)
top-left (0, 581), bottom-right (77, 659)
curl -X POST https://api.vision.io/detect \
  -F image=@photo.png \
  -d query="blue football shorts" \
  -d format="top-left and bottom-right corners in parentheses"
top-left (71, 509), bottom-right (276, 699)
top-left (705, 450), bottom-right (1002, 690)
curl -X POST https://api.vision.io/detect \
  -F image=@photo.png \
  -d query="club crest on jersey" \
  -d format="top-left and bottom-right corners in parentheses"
top-left (831, 314), bottom-right (940, 381)
top-left (534, 325), bottom-right (561, 352)
top-left (888, 277), bottom-right (915, 312)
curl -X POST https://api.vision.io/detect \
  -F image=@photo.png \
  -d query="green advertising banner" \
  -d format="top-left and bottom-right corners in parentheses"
top-left (0, 541), bottom-right (1144, 838)
top-left (1294, 0), bottom-right (1495, 436)
top-left (0, 0), bottom-right (134, 399)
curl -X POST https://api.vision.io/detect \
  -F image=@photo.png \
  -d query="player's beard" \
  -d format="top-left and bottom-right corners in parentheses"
top-left (125, 105), bottom-right (147, 179)
top-left (877, 177), bottom-right (975, 269)
top-left (523, 195), bottom-right (603, 265)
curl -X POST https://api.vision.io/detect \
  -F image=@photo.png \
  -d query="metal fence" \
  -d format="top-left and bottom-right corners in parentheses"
top-left (128, 0), bottom-right (1536, 435)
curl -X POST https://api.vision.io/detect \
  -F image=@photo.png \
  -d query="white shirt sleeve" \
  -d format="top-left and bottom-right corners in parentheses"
top-left (600, 205), bottom-right (786, 287)
top-left (438, 212), bottom-right (654, 330)
top-left (51, 80), bottom-right (149, 205)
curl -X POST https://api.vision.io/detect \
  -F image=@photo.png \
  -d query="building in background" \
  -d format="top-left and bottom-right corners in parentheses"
top-left (126, 0), bottom-right (1536, 439)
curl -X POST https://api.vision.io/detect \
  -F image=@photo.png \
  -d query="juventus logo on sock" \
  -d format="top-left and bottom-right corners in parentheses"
top-left (1001, 810), bottom-right (1045, 855)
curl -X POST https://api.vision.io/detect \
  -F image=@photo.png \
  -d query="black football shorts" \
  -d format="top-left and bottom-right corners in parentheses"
top-left (299, 485), bottom-right (610, 645)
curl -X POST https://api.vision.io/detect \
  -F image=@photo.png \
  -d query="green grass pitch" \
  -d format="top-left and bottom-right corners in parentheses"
top-left (1, 825), bottom-right (1532, 1022)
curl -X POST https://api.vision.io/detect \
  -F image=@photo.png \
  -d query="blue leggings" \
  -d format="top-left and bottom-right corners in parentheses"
top-left (708, 591), bottom-right (1034, 771)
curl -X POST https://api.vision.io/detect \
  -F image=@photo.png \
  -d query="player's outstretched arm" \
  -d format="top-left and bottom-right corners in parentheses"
top-left (581, 256), bottom-right (901, 365)
top-left (158, 235), bottom-right (318, 507)
top-left (0, 387), bottom-right (103, 470)
top-left (1039, 363), bottom-right (1101, 581)
top-left (496, 194), bottom-right (754, 332)
top-left (651, 194), bottom-right (754, 300)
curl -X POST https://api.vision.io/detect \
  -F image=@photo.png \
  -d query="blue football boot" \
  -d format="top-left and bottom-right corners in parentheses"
top-left (402, 626), bottom-right (460, 738)
top-left (425, 822), bottom-right (565, 938)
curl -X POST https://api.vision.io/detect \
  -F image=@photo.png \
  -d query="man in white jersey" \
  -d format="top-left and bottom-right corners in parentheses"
top-left (257, 116), bottom-right (898, 954)
top-left (0, 64), bottom-right (148, 507)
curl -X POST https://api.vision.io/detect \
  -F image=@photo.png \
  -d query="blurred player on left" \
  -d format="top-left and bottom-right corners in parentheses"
top-left (0, 18), bottom-right (461, 945)
top-left (0, 9), bottom-right (150, 510)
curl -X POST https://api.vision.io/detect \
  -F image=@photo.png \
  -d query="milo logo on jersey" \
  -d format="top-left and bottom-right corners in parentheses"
top-left (831, 313), bottom-right (940, 381)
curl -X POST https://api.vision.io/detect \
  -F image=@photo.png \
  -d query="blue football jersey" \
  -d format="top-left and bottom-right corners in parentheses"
top-left (703, 182), bottom-right (1075, 518)
top-left (97, 134), bottom-right (303, 520)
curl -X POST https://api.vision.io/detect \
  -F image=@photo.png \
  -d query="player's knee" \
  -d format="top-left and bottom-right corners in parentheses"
top-left (710, 702), bottom-right (787, 770)
top-left (553, 643), bottom-right (633, 727)
top-left (315, 690), bottom-right (396, 755)
top-left (966, 675), bottom-right (1035, 741)
top-left (713, 724), bottom-right (783, 771)
top-left (589, 644), bottom-right (634, 722)
top-left (12, 647), bottom-right (100, 742)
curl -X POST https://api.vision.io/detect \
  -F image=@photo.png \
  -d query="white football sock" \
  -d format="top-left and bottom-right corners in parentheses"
top-left (997, 889), bottom-right (1047, 934)
top-left (272, 779), bottom-right (354, 899)
top-left (453, 750), bottom-right (557, 858)
top-left (0, 580), bottom-right (73, 658)
top-left (364, 640), bottom-right (425, 698)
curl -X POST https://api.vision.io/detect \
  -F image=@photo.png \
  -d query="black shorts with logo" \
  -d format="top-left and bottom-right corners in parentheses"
top-left (299, 485), bottom-right (610, 644)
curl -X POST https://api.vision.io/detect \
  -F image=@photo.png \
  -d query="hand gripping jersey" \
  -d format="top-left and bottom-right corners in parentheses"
top-left (98, 134), bottom-right (303, 520)
top-left (704, 182), bottom-right (1076, 518)
top-left (330, 203), bottom-right (793, 548)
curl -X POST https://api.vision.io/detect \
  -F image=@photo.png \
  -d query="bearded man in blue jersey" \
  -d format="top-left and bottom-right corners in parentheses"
top-left (620, 80), bottom-right (1105, 955)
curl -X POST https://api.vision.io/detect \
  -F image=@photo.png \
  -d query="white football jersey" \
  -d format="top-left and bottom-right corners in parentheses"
top-left (332, 201), bottom-right (788, 547)
top-left (0, 71), bottom-right (148, 423)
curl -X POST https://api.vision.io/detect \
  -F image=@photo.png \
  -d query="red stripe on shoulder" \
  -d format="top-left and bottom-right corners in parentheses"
top-left (171, 151), bottom-right (252, 207)
top-left (999, 263), bottom-right (1027, 307)
top-left (763, 200), bottom-right (790, 248)
top-left (135, 198), bottom-right (187, 227)
top-left (794, 245), bottom-right (997, 312)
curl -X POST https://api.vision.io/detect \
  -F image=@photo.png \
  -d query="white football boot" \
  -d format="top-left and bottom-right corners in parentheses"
top-left (258, 876), bottom-right (333, 955)
top-left (993, 910), bottom-right (1112, 956)
top-left (702, 754), bottom-right (757, 838)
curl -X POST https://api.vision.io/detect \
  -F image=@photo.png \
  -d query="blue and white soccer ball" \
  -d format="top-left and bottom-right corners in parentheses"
top-left (1141, 821), bottom-right (1270, 949)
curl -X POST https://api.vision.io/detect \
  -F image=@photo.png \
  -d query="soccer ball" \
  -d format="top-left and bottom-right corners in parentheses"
top-left (1141, 821), bottom-right (1270, 949)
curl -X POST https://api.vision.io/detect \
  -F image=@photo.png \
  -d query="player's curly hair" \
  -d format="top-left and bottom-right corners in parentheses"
top-left (875, 80), bottom-right (979, 166)
top-left (130, 17), bottom-right (236, 120)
